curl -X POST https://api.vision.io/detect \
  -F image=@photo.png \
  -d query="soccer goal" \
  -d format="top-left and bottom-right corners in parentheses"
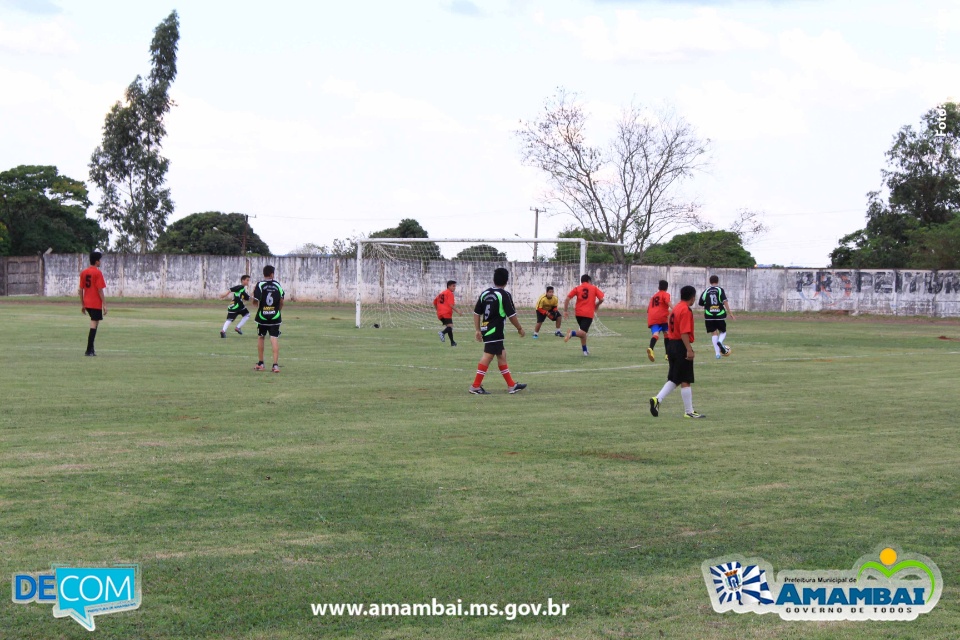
top-left (355, 237), bottom-right (623, 336)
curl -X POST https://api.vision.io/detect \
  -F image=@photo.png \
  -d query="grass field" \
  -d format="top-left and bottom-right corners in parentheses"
top-left (2, 298), bottom-right (959, 639)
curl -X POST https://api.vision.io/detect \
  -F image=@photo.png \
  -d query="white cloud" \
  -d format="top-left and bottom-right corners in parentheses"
top-left (677, 78), bottom-right (808, 141)
top-left (321, 76), bottom-right (468, 134)
top-left (559, 8), bottom-right (772, 62)
top-left (0, 18), bottom-right (77, 55)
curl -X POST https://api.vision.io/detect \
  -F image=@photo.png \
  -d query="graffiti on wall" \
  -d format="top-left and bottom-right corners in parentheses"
top-left (795, 270), bottom-right (960, 300)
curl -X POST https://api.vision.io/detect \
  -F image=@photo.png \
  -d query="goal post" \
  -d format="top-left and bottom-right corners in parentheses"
top-left (355, 237), bottom-right (623, 336)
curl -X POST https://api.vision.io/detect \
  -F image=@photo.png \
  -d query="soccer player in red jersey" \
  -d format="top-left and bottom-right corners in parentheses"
top-left (646, 280), bottom-right (671, 362)
top-left (563, 274), bottom-right (604, 356)
top-left (649, 285), bottom-right (704, 419)
top-left (433, 280), bottom-right (462, 347)
top-left (79, 251), bottom-right (107, 356)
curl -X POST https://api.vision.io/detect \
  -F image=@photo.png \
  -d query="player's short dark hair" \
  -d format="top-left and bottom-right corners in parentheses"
top-left (709, 275), bottom-right (719, 284)
top-left (580, 274), bottom-right (591, 283)
top-left (263, 265), bottom-right (275, 277)
top-left (493, 267), bottom-right (509, 287)
top-left (447, 280), bottom-right (456, 287)
top-left (546, 286), bottom-right (554, 292)
top-left (658, 280), bottom-right (668, 291)
top-left (241, 274), bottom-right (250, 281)
top-left (89, 251), bottom-right (102, 265)
top-left (680, 285), bottom-right (697, 301)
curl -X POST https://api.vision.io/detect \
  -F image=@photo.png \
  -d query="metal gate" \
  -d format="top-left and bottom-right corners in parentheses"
top-left (0, 256), bottom-right (43, 296)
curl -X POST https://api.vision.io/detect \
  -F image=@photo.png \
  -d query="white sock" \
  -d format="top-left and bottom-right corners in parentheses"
top-left (222, 320), bottom-right (231, 332)
top-left (657, 381), bottom-right (677, 401)
top-left (712, 334), bottom-right (720, 355)
top-left (237, 315), bottom-right (249, 329)
top-left (681, 386), bottom-right (694, 413)
top-left (719, 331), bottom-right (727, 345)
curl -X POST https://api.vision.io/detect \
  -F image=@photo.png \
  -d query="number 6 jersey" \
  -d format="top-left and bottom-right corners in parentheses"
top-left (254, 279), bottom-right (285, 325)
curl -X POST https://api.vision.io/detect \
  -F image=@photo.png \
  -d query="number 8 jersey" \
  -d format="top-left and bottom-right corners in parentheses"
top-left (254, 279), bottom-right (285, 325)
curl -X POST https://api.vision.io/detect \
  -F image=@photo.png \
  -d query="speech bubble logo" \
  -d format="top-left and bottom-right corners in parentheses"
top-left (52, 566), bottom-right (141, 631)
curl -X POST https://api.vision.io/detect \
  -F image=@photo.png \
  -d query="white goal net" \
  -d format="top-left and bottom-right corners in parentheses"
top-left (355, 238), bottom-right (622, 336)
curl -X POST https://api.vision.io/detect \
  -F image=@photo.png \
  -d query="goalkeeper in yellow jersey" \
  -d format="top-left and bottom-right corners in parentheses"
top-left (533, 286), bottom-right (564, 338)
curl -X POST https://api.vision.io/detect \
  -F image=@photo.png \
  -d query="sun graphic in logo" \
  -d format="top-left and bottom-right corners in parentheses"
top-left (858, 547), bottom-right (936, 592)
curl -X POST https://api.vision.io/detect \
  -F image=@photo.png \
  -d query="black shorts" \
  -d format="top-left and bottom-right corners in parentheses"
top-left (85, 308), bottom-right (103, 321)
top-left (227, 308), bottom-right (250, 320)
top-left (576, 316), bottom-right (593, 333)
top-left (483, 341), bottom-right (504, 355)
top-left (439, 317), bottom-right (453, 326)
top-left (666, 340), bottom-right (695, 385)
top-left (257, 324), bottom-right (281, 338)
top-left (704, 319), bottom-right (727, 334)
top-left (536, 310), bottom-right (561, 323)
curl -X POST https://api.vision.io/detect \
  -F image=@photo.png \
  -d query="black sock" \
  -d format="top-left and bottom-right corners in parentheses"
top-left (649, 337), bottom-right (657, 350)
top-left (446, 326), bottom-right (454, 344)
top-left (87, 328), bottom-right (97, 352)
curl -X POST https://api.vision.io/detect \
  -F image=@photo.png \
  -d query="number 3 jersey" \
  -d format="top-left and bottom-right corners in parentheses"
top-left (474, 287), bottom-right (517, 343)
top-left (254, 279), bottom-right (285, 325)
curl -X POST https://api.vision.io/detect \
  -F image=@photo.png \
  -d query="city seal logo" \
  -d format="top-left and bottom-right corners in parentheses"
top-left (702, 546), bottom-right (941, 621)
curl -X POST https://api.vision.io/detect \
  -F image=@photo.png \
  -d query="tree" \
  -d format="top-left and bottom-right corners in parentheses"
top-left (832, 103), bottom-right (959, 268)
top-left (454, 244), bottom-right (507, 261)
top-left (155, 212), bottom-right (270, 255)
top-left (368, 218), bottom-right (442, 260)
top-left (551, 227), bottom-right (619, 264)
top-left (643, 230), bottom-right (756, 267)
top-left (0, 165), bottom-right (106, 256)
top-left (89, 10), bottom-right (180, 253)
top-left (517, 89), bottom-right (709, 264)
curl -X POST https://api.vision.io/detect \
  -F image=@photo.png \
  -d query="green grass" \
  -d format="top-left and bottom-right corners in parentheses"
top-left (1, 300), bottom-right (959, 639)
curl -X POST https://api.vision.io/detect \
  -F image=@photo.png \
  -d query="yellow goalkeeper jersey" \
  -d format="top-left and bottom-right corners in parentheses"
top-left (536, 294), bottom-right (559, 312)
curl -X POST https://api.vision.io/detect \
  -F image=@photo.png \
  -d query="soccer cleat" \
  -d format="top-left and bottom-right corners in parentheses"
top-left (663, 353), bottom-right (668, 362)
top-left (508, 382), bottom-right (527, 394)
top-left (220, 331), bottom-right (226, 339)
top-left (721, 344), bottom-right (731, 357)
top-left (716, 353), bottom-right (722, 359)
top-left (450, 341), bottom-right (457, 347)
top-left (254, 363), bottom-right (265, 371)
top-left (582, 349), bottom-right (589, 356)
top-left (235, 328), bottom-right (243, 335)
top-left (84, 350), bottom-right (96, 357)
top-left (649, 397), bottom-right (660, 417)
top-left (684, 411), bottom-right (706, 419)
top-left (271, 364), bottom-right (280, 373)
top-left (438, 330), bottom-right (445, 342)
top-left (532, 333), bottom-right (538, 339)
top-left (468, 386), bottom-right (491, 395)
top-left (646, 347), bottom-right (655, 362)
top-left (554, 330), bottom-right (564, 337)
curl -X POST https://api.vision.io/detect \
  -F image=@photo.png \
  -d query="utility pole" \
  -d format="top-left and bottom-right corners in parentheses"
top-left (530, 207), bottom-right (543, 261)
top-left (240, 214), bottom-right (249, 256)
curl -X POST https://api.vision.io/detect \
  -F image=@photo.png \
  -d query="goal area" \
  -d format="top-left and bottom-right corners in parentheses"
top-left (355, 238), bottom-right (621, 336)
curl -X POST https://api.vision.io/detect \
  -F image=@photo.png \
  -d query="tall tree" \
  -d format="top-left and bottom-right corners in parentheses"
top-left (0, 165), bottom-right (106, 256)
top-left (517, 89), bottom-right (709, 264)
top-left (89, 10), bottom-right (180, 253)
top-left (832, 103), bottom-right (959, 268)
top-left (155, 212), bottom-right (270, 255)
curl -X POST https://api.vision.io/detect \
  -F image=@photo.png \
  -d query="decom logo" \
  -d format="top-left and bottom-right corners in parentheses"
top-left (12, 564), bottom-right (141, 631)
top-left (702, 546), bottom-right (942, 621)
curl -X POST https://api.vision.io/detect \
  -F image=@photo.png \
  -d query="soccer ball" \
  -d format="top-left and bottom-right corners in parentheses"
top-left (722, 345), bottom-right (732, 357)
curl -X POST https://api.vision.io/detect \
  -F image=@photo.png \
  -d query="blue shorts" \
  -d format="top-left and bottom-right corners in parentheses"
top-left (649, 323), bottom-right (668, 335)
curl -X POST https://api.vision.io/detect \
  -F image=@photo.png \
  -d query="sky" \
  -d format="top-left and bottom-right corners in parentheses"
top-left (1, 0), bottom-right (958, 266)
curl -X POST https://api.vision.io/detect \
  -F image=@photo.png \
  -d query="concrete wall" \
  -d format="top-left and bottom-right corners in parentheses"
top-left (38, 254), bottom-right (960, 317)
